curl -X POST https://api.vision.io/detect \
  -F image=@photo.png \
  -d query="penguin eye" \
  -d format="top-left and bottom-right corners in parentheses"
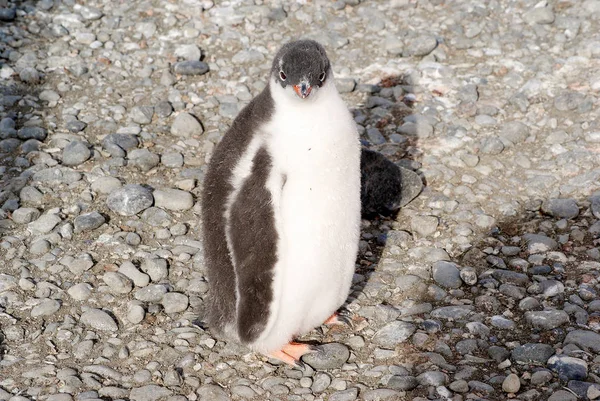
top-left (318, 72), bottom-right (326, 82)
top-left (279, 71), bottom-right (286, 81)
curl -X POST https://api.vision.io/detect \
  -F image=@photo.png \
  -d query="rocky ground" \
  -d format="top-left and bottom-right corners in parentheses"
top-left (1, 0), bottom-right (600, 400)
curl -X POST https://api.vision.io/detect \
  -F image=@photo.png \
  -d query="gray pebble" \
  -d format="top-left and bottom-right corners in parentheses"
top-left (130, 106), bottom-right (154, 124)
top-left (141, 207), bottom-right (171, 227)
top-left (107, 184), bottom-right (154, 216)
top-left (302, 343), bottom-right (350, 369)
top-left (525, 310), bottom-right (570, 330)
top-left (511, 343), bottom-right (555, 364)
top-left (411, 215), bottom-right (438, 237)
top-left (171, 112), bottom-right (203, 137)
top-left (12, 207), bottom-right (40, 224)
top-left (372, 321), bottom-right (416, 348)
top-left (196, 384), bottom-right (231, 401)
top-left (80, 308), bottom-right (118, 331)
top-left (127, 302), bottom-right (145, 324)
top-left (336, 78), bottom-right (356, 93)
top-left (91, 177), bottom-right (122, 194)
top-left (153, 189), bottom-right (194, 211)
top-left (155, 101), bottom-right (173, 118)
top-left (173, 61), bottom-right (209, 75)
top-left (62, 140), bottom-right (91, 166)
top-left (103, 133), bottom-right (139, 157)
top-left (31, 298), bottom-right (61, 318)
top-left (103, 272), bottom-right (133, 294)
top-left (19, 67), bottom-right (41, 83)
top-left (542, 198), bottom-right (579, 219)
top-left (119, 261), bottom-right (150, 287)
top-left (130, 385), bottom-right (173, 401)
top-left (74, 211), bottom-right (106, 233)
top-left (66, 120), bottom-right (87, 133)
top-left (480, 137), bottom-right (504, 155)
top-left (432, 261), bottom-right (462, 289)
top-left (68, 283), bottom-right (92, 301)
top-left (417, 371), bottom-right (448, 386)
top-left (564, 330), bottom-right (600, 353)
top-left (404, 34), bottom-right (438, 56)
top-left (161, 292), bottom-right (189, 313)
top-left (0, 7), bottom-right (16, 21)
top-left (134, 284), bottom-right (167, 302)
top-left (128, 149), bottom-right (160, 171)
top-left (311, 372), bottom-right (331, 392)
top-left (548, 355), bottom-right (588, 380)
top-left (161, 152), bottom-right (183, 168)
top-left (141, 257), bottom-right (168, 282)
top-left (328, 388), bottom-right (358, 401)
top-left (366, 128), bottom-right (386, 145)
top-left (387, 375), bottom-right (418, 391)
top-left (28, 214), bottom-right (61, 234)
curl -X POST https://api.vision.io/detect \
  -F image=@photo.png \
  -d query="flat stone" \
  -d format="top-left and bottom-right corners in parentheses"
top-left (31, 299), bottom-right (61, 317)
top-left (68, 283), bottom-right (92, 301)
top-left (404, 34), bottom-right (438, 56)
top-left (80, 308), bottom-right (118, 331)
top-left (130, 385), bottom-right (173, 401)
top-left (130, 106), bottom-right (154, 124)
top-left (431, 306), bottom-right (473, 320)
top-left (62, 140), bottom-right (91, 166)
top-left (564, 330), bottom-right (600, 353)
top-left (91, 177), bottom-right (122, 194)
top-left (302, 343), bottom-right (350, 369)
top-left (103, 133), bottom-right (139, 157)
top-left (12, 207), bottom-right (40, 224)
top-left (387, 375), bottom-right (418, 391)
top-left (141, 257), bottom-right (168, 282)
top-left (28, 214), bottom-right (61, 234)
top-left (153, 189), bottom-right (194, 211)
top-left (128, 149), bottom-right (160, 171)
top-left (134, 284), bottom-right (167, 303)
top-left (512, 343), bottom-right (555, 364)
top-left (548, 355), bottom-right (588, 380)
top-left (525, 310), bottom-right (570, 330)
top-left (173, 60), bottom-right (209, 75)
top-left (542, 198), bottom-right (579, 219)
top-left (195, 384), bottom-right (231, 401)
top-left (372, 321), bottom-right (416, 348)
top-left (74, 211), bottom-right (106, 233)
top-left (103, 272), bottom-right (133, 294)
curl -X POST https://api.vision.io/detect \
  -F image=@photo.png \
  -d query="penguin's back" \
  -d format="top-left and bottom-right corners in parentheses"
top-left (201, 87), bottom-right (275, 341)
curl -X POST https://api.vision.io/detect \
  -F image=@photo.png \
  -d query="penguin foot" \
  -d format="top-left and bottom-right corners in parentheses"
top-left (268, 342), bottom-right (318, 368)
top-left (324, 309), bottom-right (353, 327)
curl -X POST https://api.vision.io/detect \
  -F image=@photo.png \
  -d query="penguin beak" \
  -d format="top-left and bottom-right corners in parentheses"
top-left (293, 82), bottom-right (312, 99)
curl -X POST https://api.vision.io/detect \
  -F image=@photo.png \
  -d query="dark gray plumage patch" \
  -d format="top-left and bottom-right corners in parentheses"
top-left (271, 39), bottom-right (331, 89)
top-left (201, 86), bottom-right (274, 339)
top-left (229, 147), bottom-right (277, 343)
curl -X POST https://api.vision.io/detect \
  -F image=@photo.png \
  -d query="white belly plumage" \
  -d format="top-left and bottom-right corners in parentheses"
top-left (247, 78), bottom-right (361, 353)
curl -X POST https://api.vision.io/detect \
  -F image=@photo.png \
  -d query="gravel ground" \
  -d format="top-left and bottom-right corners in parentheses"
top-left (1, 0), bottom-right (600, 400)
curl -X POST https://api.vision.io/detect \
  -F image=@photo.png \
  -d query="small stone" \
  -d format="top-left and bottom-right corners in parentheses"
top-left (119, 261), bottom-right (150, 287)
top-left (91, 177), bottom-right (122, 194)
top-left (311, 373), bottom-right (331, 392)
top-left (161, 292), bottom-right (189, 313)
top-left (18, 126), bottom-right (47, 141)
top-left (411, 215), bottom-right (438, 237)
top-left (302, 343), bottom-right (350, 369)
top-left (387, 375), bottom-right (418, 391)
top-left (523, 234), bottom-right (558, 253)
top-left (432, 261), bottom-right (462, 289)
top-left (404, 34), bottom-right (438, 56)
top-left (502, 373), bottom-right (521, 393)
top-left (173, 60), bottom-right (209, 76)
top-left (134, 284), bottom-right (167, 303)
top-left (129, 106), bottom-right (154, 124)
top-left (564, 330), bottom-right (600, 353)
top-left (103, 272), bottom-right (133, 294)
top-left (30, 239), bottom-right (51, 255)
top-left (74, 212), bottom-right (106, 233)
top-left (525, 310), bottom-right (570, 330)
top-left (417, 371), bottom-right (448, 386)
top-left (336, 78), bottom-right (356, 93)
top-left (0, 7), bottom-right (16, 21)
top-left (80, 308), bottom-right (118, 331)
top-left (128, 149), bottom-right (160, 171)
top-left (372, 321), bottom-right (416, 349)
top-left (31, 299), bottom-right (61, 317)
top-left (500, 121), bottom-right (529, 144)
top-left (141, 257), bottom-right (168, 282)
top-left (548, 355), bottom-right (588, 380)
top-left (511, 343), bottom-right (555, 364)
top-left (62, 140), bottom-right (91, 166)
top-left (39, 90), bottom-right (60, 102)
top-left (175, 44), bottom-right (201, 61)
top-left (28, 214), bottom-right (61, 234)
top-left (127, 303), bottom-right (145, 324)
top-left (480, 137), bottom-right (504, 154)
top-left (531, 370), bottom-right (553, 386)
top-left (171, 112), bottom-right (203, 137)
top-left (153, 189), bottom-right (194, 211)
top-left (524, 6), bottom-right (555, 25)
top-left (161, 152), bottom-right (184, 168)
top-left (66, 120), bottom-right (87, 133)
top-left (549, 390), bottom-right (577, 401)
top-left (107, 184), bottom-right (154, 216)
top-left (196, 384), bottom-right (230, 401)
top-left (12, 207), bottom-right (40, 224)
top-left (329, 388), bottom-right (358, 401)
top-left (19, 67), bottom-right (40, 83)
top-left (155, 101), bottom-right (173, 118)
top-left (542, 198), bottom-right (579, 219)
top-left (459, 266), bottom-right (477, 285)
top-left (103, 133), bottom-right (139, 157)
top-left (130, 385), bottom-right (173, 401)
top-left (68, 283), bottom-right (92, 301)
top-left (366, 127), bottom-right (386, 145)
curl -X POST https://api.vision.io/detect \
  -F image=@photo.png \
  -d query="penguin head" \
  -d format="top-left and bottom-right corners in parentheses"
top-left (271, 40), bottom-right (331, 100)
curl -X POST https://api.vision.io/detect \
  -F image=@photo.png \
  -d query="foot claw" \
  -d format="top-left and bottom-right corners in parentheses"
top-left (267, 342), bottom-right (315, 369)
top-left (324, 309), bottom-right (354, 327)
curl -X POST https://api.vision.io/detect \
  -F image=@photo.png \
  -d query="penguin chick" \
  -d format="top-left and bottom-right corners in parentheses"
top-left (201, 40), bottom-right (361, 367)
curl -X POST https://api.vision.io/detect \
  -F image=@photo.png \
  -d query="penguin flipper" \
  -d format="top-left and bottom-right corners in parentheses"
top-left (228, 147), bottom-right (278, 343)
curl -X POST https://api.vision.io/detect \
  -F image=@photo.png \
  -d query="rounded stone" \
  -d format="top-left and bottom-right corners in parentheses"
top-left (103, 272), bottom-right (133, 294)
top-left (153, 189), bottom-right (194, 211)
top-left (502, 374), bottom-right (521, 393)
top-left (31, 299), bottom-right (61, 317)
top-left (62, 140), bottom-right (91, 166)
top-left (171, 112), bottom-right (203, 138)
top-left (91, 177), bottom-right (122, 194)
top-left (161, 292), bottom-right (189, 314)
top-left (432, 261), bottom-right (463, 289)
top-left (107, 184), bottom-right (154, 216)
top-left (372, 321), bottom-right (416, 349)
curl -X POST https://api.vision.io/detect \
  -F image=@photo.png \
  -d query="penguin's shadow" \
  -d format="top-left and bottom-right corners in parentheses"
top-left (345, 74), bottom-right (424, 312)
